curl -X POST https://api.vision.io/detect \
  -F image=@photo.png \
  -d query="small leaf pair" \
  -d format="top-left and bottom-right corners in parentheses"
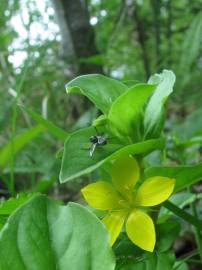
top-left (82, 155), bottom-right (175, 252)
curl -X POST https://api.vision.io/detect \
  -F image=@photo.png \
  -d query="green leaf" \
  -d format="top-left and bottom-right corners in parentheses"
top-left (0, 216), bottom-right (7, 231)
top-left (113, 232), bottom-right (143, 259)
top-left (116, 251), bottom-right (175, 270)
top-left (144, 163), bottom-right (202, 192)
top-left (20, 105), bottom-right (68, 140)
top-left (0, 193), bottom-right (36, 229)
top-left (108, 83), bottom-right (155, 143)
top-left (176, 136), bottom-right (202, 149)
top-left (144, 70), bottom-right (176, 138)
top-left (0, 125), bottom-right (44, 169)
top-left (60, 127), bottom-right (165, 183)
top-left (0, 195), bottom-right (115, 270)
top-left (0, 193), bottom-right (36, 216)
top-left (173, 261), bottom-right (189, 270)
top-left (66, 74), bottom-right (127, 114)
top-left (156, 221), bottom-right (181, 252)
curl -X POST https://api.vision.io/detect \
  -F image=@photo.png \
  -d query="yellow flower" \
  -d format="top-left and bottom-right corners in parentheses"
top-left (81, 155), bottom-right (175, 252)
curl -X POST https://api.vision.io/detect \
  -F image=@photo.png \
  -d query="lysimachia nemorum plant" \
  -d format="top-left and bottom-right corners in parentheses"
top-left (1, 70), bottom-right (202, 270)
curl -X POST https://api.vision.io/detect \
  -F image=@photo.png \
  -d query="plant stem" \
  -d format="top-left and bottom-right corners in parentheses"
top-left (163, 200), bottom-right (202, 230)
top-left (188, 259), bottom-right (202, 264)
top-left (188, 187), bottom-right (202, 262)
top-left (173, 250), bottom-right (199, 270)
top-left (9, 56), bottom-right (31, 196)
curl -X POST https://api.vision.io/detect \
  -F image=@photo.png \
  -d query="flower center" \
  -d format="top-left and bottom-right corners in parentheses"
top-left (118, 190), bottom-right (137, 210)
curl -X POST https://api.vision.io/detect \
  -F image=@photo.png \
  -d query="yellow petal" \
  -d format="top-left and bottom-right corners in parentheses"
top-left (126, 210), bottom-right (155, 252)
top-left (102, 210), bottom-right (128, 246)
top-left (81, 181), bottom-right (122, 210)
top-left (111, 155), bottom-right (140, 194)
top-left (135, 177), bottom-right (175, 207)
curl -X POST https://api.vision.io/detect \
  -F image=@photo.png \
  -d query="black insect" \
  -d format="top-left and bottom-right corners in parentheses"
top-left (89, 133), bottom-right (107, 157)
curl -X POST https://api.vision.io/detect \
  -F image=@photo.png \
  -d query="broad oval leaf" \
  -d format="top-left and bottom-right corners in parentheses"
top-left (0, 195), bottom-right (115, 270)
top-left (108, 83), bottom-right (156, 143)
top-left (59, 127), bottom-right (165, 183)
top-left (144, 163), bottom-right (202, 192)
top-left (144, 70), bottom-right (176, 138)
top-left (66, 74), bottom-right (127, 114)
